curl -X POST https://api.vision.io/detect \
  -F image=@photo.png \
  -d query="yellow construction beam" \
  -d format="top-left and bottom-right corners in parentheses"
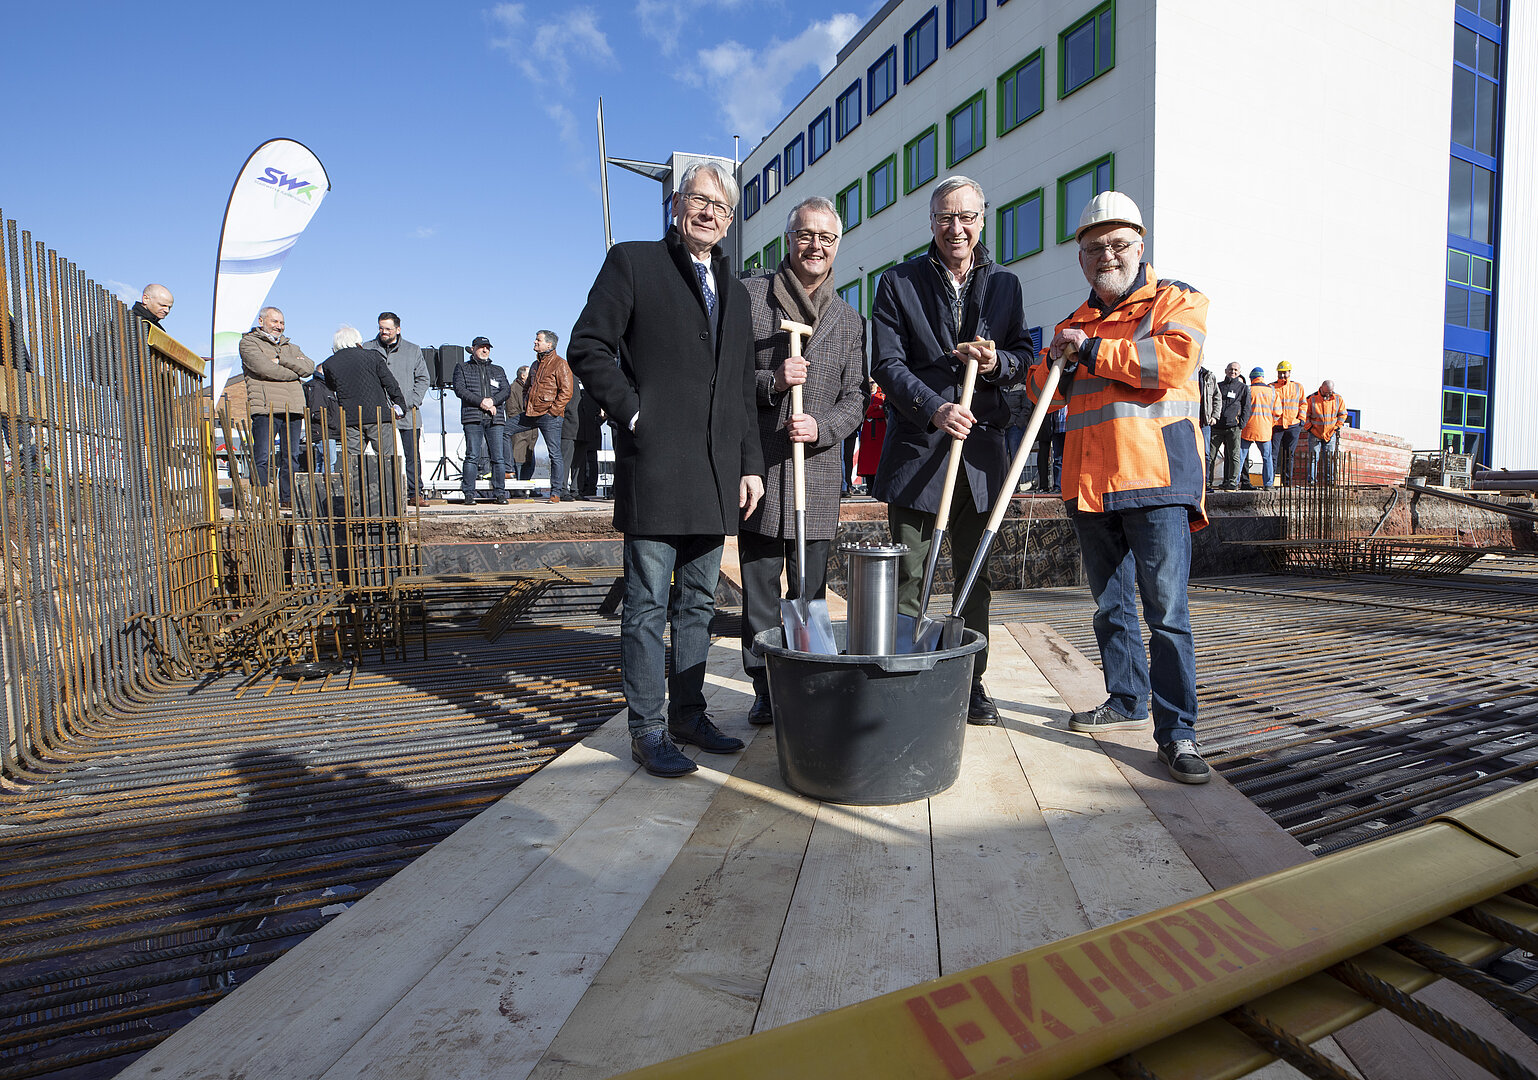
top-left (613, 782), bottom-right (1538, 1080)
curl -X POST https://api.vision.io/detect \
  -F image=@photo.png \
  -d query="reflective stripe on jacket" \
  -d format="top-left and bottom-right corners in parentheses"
top-left (1305, 391), bottom-right (1346, 440)
top-left (1027, 264), bottom-right (1209, 530)
top-left (1243, 380), bottom-right (1279, 441)
top-left (1273, 378), bottom-right (1306, 427)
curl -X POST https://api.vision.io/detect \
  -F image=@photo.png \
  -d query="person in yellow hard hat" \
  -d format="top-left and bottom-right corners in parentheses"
top-left (1270, 361), bottom-right (1306, 486)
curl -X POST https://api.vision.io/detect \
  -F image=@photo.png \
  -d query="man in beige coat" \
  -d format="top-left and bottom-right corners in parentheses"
top-left (239, 306), bottom-right (315, 506)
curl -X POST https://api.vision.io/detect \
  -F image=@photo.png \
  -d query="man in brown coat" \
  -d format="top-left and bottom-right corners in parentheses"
top-left (739, 195), bottom-right (867, 722)
top-left (503, 331), bottom-right (573, 502)
top-left (238, 306), bottom-right (315, 506)
top-left (504, 365), bottom-right (538, 482)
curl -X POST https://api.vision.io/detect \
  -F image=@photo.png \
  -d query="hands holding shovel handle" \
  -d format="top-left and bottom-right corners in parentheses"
top-left (777, 319), bottom-right (836, 654)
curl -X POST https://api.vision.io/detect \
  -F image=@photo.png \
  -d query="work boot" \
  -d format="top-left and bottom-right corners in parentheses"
top-left (668, 712), bottom-right (744, 754)
top-left (967, 679), bottom-right (999, 725)
top-left (1158, 739), bottom-right (1211, 784)
top-left (631, 730), bottom-right (698, 777)
top-left (1069, 701), bottom-right (1149, 733)
top-left (747, 691), bottom-right (774, 725)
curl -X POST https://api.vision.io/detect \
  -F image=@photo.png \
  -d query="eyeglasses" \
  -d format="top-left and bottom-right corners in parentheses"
top-left (930, 211), bottom-right (981, 228)
top-left (791, 229), bottom-right (840, 247)
top-left (678, 191), bottom-right (734, 219)
top-left (1080, 239), bottom-right (1140, 258)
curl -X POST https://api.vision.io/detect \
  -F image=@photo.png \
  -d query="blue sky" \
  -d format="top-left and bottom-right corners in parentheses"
top-left (7, 0), bottom-right (871, 425)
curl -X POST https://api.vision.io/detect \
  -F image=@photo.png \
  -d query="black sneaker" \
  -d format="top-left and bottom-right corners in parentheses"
top-left (1158, 739), bottom-right (1211, 784)
top-left (631, 730), bottom-right (698, 777)
top-left (1068, 701), bottom-right (1149, 733)
top-left (668, 712), bottom-right (745, 754)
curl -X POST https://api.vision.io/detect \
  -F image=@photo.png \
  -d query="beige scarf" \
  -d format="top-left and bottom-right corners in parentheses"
top-left (770, 257), bottom-right (835, 333)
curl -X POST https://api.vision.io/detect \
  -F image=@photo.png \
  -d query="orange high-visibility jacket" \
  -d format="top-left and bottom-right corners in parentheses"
top-left (1243, 380), bottom-right (1280, 442)
top-left (1305, 391), bottom-right (1346, 440)
top-left (1273, 377), bottom-right (1306, 427)
top-left (1027, 266), bottom-right (1209, 530)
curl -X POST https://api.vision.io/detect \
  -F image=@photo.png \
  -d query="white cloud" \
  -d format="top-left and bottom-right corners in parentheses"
top-left (696, 14), bottom-right (861, 140)
top-left (488, 3), bottom-right (614, 94)
top-left (411, 226), bottom-right (438, 240)
top-left (103, 279), bottom-right (138, 304)
top-left (636, 0), bottom-right (754, 56)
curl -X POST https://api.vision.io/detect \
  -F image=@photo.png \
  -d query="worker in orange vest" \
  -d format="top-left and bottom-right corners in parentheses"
top-left (1270, 360), bottom-right (1306, 486)
top-left (1305, 379), bottom-right (1347, 484)
top-left (1242, 367), bottom-right (1280, 488)
top-left (1026, 191), bottom-right (1210, 785)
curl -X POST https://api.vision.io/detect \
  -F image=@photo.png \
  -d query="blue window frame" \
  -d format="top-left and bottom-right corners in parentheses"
top-left (783, 134), bottom-right (805, 183)
top-left (998, 50), bottom-right (1044, 135)
top-left (868, 47), bottom-right (897, 114)
top-left (836, 81), bottom-right (862, 140)
top-left (1060, 1), bottom-right (1116, 97)
top-left (947, 0), bottom-right (986, 46)
top-left (905, 8), bottom-right (938, 82)
top-left (742, 177), bottom-right (761, 220)
top-left (999, 189), bottom-right (1043, 263)
top-left (947, 91), bottom-right (986, 166)
top-left (762, 158), bottom-right (780, 204)
top-left (1056, 153), bottom-right (1114, 243)
top-left (808, 110), bottom-right (832, 163)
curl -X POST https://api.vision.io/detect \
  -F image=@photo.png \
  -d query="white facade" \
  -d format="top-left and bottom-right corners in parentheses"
top-left (1495, 0), bottom-right (1537, 468)
top-left (732, 0), bottom-right (1474, 453)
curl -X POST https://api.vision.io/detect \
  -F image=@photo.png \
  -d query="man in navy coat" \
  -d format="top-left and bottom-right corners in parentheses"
top-left (568, 161), bottom-right (764, 777)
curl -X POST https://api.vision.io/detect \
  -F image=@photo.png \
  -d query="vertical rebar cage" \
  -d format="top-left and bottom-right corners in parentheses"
top-left (0, 211), bottom-right (218, 781)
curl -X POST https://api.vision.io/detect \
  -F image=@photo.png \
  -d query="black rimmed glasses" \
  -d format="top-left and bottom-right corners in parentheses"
top-left (930, 210), bottom-right (981, 227)
top-left (791, 229), bottom-right (840, 247)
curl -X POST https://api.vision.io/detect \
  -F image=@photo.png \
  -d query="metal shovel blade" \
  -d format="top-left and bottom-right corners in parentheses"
top-left (895, 613), bottom-right (942, 653)
top-left (781, 595), bottom-right (837, 655)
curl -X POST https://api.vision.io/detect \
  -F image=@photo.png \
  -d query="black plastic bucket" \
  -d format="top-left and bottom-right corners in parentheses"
top-left (752, 624), bottom-right (986, 805)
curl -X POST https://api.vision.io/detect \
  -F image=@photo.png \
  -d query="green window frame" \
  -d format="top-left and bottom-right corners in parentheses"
top-left (998, 49), bottom-right (1044, 135)
top-left (1056, 153), bottom-right (1115, 244)
top-left (998, 189), bottom-right (1044, 263)
top-left (868, 155), bottom-right (898, 216)
top-left (1059, 1), bottom-right (1115, 98)
top-left (904, 126), bottom-right (938, 193)
top-left (866, 262), bottom-right (897, 316)
top-left (838, 280), bottom-right (862, 312)
top-left (837, 180), bottom-right (862, 231)
top-left (947, 90), bottom-right (986, 166)
top-left (762, 237), bottom-right (782, 268)
top-left (906, 243), bottom-right (930, 261)
top-left (743, 252), bottom-right (762, 273)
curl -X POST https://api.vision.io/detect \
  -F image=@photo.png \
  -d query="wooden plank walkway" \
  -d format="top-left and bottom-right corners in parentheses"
top-left (116, 620), bottom-right (1523, 1080)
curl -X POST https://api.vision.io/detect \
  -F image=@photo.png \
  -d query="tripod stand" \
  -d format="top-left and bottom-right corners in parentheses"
top-left (428, 386), bottom-right (460, 483)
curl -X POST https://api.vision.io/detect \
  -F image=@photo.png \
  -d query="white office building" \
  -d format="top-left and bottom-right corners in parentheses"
top-left (729, 0), bottom-right (1533, 467)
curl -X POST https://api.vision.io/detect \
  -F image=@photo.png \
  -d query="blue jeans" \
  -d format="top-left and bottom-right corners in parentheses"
top-left (1271, 423), bottom-right (1301, 486)
top-left (1241, 438), bottom-right (1274, 487)
top-left (621, 534), bottom-right (723, 736)
top-left (1307, 431), bottom-right (1340, 484)
top-left (462, 418), bottom-right (504, 499)
top-left (251, 412), bottom-right (305, 502)
top-left (503, 413), bottom-right (564, 494)
top-left (1069, 504), bottom-right (1198, 746)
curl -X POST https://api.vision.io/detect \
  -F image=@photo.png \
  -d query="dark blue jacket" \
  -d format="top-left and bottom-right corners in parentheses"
top-left (451, 357), bottom-right (511, 426)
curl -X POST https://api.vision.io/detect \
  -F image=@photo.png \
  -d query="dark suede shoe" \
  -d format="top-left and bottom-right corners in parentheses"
top-left (668, 712), bottom-right (745, 754)
top-left (968, 679), bottom-right (999, 725)
top-left (631, 730), bottom-right (698, 777)
top-left (747, 692), bottom-right (774, 726)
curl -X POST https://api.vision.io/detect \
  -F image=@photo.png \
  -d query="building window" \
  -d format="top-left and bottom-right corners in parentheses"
top-left (1455, 0), bottom-right (1502, 24)
top-left (867, 262), bottom-right (897, 314)
top-left (947, 91), bottom-right (986, 166)
top-left (998, 50), bottom-right (1044, 135)
top-left (905, 8), bottom-right (938, 82)
top-left (762, 158), bottom-right (780, 204)
top-left (1448, 157), bottom-right (1495, 245)
top-left (763, 237), bottom-right (782, 268)
top-left (742, 177), bottom-right (761, 220)
top-left (868, 47), bottom-right (898, 114)
top-left (743, 252), bottom-right (762, 273)
top-left (999, 189), bottom-right (1044, 263)
top-left (868, 156), bottom-right (898, 216)
top-left (1056, 153), bottom-right (1114, 243)
top-left (906, 243), bottom-right (930, 261)
top-left (837, 180), bottom-right (862, 231)
top-left (838, 280), bottom-right (862, 312)
top-left (904, 125), bottom-right (938, 193)
top-left (948, 0), bottom-right (986, 46)
top-left (809, 110), bottom-right (832, 164)
top-left (1452, 25), bottom-right (1500, 157)
top-left (1059, 1), bottom-right (1115, 97)
top-left (783, 134), bottom-right (805, 183)
top-left (836, 81), bottom-right (862, 140)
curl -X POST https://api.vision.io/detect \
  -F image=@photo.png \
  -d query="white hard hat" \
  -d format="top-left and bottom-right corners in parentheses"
top-left (1076, 191), bottom-right (1144, 241)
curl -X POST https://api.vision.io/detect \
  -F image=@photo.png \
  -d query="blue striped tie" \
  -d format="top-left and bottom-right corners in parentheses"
top-left (694, 262), bottom-right (716, 318)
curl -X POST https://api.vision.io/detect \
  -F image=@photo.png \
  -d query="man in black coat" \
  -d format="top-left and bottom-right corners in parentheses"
top-left (451, 336), bottom-right (511, 506)
top-left (129, 284), bottom-right (173, 328)
top-left (871, 175), bottom-right (1032, 725)
top-left (321, 325), bottom-right (406, 456)
top-left (570, 378), bottom-right (603, 498)
top-left (568, 161), bottom-right (764, 778)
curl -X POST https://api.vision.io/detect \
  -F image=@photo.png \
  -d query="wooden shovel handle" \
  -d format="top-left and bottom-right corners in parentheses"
top-left (934, 355), bottom-right (980, 527)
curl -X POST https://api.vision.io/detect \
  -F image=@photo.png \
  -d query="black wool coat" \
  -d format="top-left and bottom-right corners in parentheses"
top-left (321, 346), bottom-right (405, 426)
top-left (568, 228), bottom-right (762, 536)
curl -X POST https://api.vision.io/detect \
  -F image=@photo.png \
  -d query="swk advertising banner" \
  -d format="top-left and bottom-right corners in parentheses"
top-left (210, 138), bottom-right (330, 396)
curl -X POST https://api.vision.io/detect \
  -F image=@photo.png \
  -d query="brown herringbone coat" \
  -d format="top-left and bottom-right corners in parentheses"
top-left (741, 274), bottom-right (867, 540)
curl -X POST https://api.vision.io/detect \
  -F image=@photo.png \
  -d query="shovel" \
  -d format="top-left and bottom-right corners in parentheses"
top-left (941, 350), bottom-right (1070, 649)
top-left (904, 352), bottom-right (980, 650)
top-left (778, 319), bottom-right (838, 655)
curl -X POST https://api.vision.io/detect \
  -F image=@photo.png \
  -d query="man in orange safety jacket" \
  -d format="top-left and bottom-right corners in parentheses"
top-left (1305, 380), bottom-right (1346, 484)
top-left (1025, 191), bottom-right (1209, 785)
top-left (1270, 361), bottom-right (1306, 486)
top-left (1241, 368), bottom-right (1280, 489)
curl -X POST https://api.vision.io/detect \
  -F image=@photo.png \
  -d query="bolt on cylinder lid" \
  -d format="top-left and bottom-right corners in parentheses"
top-left (839, 539), bottom-right (909, 557)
